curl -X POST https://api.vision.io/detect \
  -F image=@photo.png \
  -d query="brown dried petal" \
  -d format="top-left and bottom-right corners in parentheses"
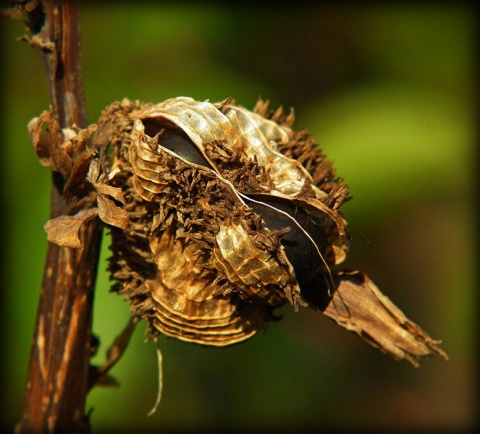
top-left (143, 97), bottom-right (318, 198)
top-left (28, 109), bottom-right (76, 176)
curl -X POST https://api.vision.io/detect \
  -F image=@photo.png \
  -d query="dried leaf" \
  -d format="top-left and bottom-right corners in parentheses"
top-left (322, 271), bottom-right (448, 367)
top-left (65, 123), bottom-right (98, 155)
top-left (44, 208), bottom-right (98, 249)
top-left (96, 193), bottom-right (129, 229)
top-left (87, 158), bottom-right (102, 184)
top-left (93, 183), bottom-right (126, 205)
top-left (64, 152), bottom-right (95, 199)
top-left (28, 110), bottom-right (54, 168)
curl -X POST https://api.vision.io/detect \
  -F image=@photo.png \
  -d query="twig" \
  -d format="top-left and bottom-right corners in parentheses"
top-left (13, 1), bottom-right (102, 433)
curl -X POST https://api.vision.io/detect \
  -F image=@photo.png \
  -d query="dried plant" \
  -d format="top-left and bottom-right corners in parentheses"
top-left (32, 96), bottom-right (447, 367)
top-left (7, 2), bottom-right (447, 433)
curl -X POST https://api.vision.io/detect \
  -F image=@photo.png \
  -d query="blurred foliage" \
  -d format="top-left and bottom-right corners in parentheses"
top-left (1, 3), bottom-right (475, 432)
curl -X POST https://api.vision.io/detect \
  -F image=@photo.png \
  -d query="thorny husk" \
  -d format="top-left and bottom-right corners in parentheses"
top-left (30, 97), bottom-right (447, 366)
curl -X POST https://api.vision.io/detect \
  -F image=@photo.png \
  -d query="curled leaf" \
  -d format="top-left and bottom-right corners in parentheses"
top-left (320, 271), bottom-right (448, 367)
top-left (93, 183), bottom-right (126, 205)
top-left (44, 208), bottom-right (99, 249)
top-left (90, 175), bottom-right (129, 229)
top-left (28, 110), bottom-right (55, 168)
top-left (96, 193), bottom-right (129, 229)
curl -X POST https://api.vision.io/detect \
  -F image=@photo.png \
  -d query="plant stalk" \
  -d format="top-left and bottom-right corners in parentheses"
top-left (16, 1), bottom-right (101, 432)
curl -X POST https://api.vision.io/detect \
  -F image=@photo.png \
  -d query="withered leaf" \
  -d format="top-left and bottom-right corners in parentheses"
top-left (322, 271), bottom-right (448, 367)
top-left (28, 109), bottom-right (73, 175)
top-left (28, 110), bottom-right (54, 168)
top-left (96, 193), bottom-right (129, 229)
top-left (87, 159), bottom-right (102, 185)
top-left (44, 208), bottom-right (99, 249)
top-left (64, 151), bottom-right (95, 199)
top-left (93, 183), bottom-right (126, 205)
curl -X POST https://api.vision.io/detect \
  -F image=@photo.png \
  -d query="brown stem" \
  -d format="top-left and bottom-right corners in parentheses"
top-left (15, 1), bottom-right (101, 433)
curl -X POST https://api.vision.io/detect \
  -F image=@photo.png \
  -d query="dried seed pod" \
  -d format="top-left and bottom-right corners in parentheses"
top-left (105, 97), bottom-right (349, 346)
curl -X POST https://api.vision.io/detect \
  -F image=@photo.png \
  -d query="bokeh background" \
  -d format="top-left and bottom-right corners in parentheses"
top-left (1, 3), bottom-right (476, 432)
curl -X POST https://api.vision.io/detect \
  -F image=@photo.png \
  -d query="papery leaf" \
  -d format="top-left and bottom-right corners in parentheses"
top-left (96, 194), bottom-right (129, 229)
top-left (322, 271), bottom-right (448, 367)
top-left (44, 208), bottom-right (99, 249)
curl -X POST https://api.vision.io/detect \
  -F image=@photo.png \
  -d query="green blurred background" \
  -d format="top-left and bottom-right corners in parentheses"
top-left (1, 3), bottom-right (475, 432)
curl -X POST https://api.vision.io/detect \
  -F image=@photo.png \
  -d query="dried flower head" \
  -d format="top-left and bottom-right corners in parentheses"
top-left (101, 97), bottom-right (351, 346)
top-left (33, 96), bottom-right (447, 365)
